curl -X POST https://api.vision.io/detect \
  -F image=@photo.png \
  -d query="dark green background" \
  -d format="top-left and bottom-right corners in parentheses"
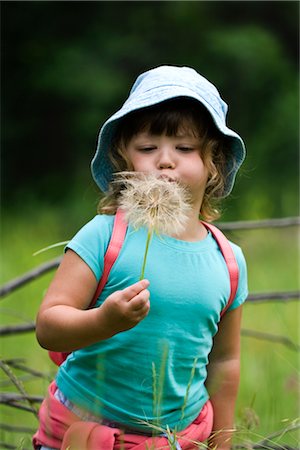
top-left (2, 1), bottom-right (299, 220)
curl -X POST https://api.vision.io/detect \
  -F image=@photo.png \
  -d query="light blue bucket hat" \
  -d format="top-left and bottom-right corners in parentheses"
top-left (91, 65), bottom-right (246, 196)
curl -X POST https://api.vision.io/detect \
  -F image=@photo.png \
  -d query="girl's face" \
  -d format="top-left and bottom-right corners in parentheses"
top-left (125, 130), bottom-right (209, 209)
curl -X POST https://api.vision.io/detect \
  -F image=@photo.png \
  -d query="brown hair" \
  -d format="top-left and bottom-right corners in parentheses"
top-left (98, 98), bottom-right (233, 221)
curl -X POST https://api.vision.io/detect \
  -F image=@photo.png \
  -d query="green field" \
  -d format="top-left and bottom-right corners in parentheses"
top-left (1, 208), bottom-right (299, 449)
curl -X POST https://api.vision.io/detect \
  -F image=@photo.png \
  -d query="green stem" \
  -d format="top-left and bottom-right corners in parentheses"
top-left (140, 229), bottom-right (153, 280)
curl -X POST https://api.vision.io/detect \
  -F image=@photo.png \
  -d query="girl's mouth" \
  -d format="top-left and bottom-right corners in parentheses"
top-left (157, 174), bottom-right (177, 183)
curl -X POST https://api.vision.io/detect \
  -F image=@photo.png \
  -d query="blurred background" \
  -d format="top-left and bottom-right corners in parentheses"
top-left (1, 1), bottom-right (299, 224)
top-left (1, 3), bottom-right (299, 448)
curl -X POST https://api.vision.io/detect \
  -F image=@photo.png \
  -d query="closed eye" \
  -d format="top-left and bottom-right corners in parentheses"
top-left (177, 146), bottom-right (195, 153)
top-left (137, 146), bottom-right (157, 153)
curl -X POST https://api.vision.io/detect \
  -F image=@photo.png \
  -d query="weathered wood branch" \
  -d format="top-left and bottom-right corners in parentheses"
top-left (0, 392), bottom-right (43, 414)
top-left (234, 445), bottom-right (299, 450)
top-left (0, 422), bottom-right (36, 434)
top-left (0, 392), bottom-right (43, 404)
top-left (0, 256), bottom-right (62, 298)
top-left (0, 360), bottom-right (39, 417)
top-left (257, 421), bottom-right (300, 448)
top-left (241, 329), bottom-right (300, 351)
top-left (218, 216), bottom-right (300, 230)
top-left (237, 421), bottom-right (300, 450)
top-left (2, 358), bottom-right (51, 379)
top-left (247, 291), bottom-right (299, 302)
top-left (0, 322), bottom-right (36, 335)
top-left (0, 442), bottom-right (16, 450)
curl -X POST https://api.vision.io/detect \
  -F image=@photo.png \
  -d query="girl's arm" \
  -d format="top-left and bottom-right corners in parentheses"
top-left (206, 305), bottom-right (243, 450)
top-left (36, 249), bottom-right (150, 352)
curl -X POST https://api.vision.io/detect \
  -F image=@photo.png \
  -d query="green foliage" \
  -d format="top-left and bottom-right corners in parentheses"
top-left (1, 1), bottom-right (299, 219)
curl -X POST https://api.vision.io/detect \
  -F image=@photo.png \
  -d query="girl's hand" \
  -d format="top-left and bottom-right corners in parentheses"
top-left (98, 279), bottom-right (150, 334)
top-left (36, 250), bottom-right (150, 351)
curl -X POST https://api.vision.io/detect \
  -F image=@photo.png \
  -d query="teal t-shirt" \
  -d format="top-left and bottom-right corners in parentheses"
top-left (56, 214), bottom-right (248, 432)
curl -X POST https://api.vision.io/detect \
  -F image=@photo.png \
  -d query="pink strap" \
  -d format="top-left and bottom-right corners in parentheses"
top-left (89, 209), bottom-right (127, 308)
top-left (202, 221), bottom-right (239, 317)
top-left (49, 210), bottom-right (128, 366)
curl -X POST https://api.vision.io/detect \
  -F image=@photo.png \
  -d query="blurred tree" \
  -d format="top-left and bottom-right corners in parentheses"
top-left (1, 1), bottom-right (298, 219)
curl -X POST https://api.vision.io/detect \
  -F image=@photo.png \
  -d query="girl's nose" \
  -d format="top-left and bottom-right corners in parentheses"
top-left (159, 161), bottom-right (175, 169)
top-left (157, 149), bottom-right (175, 169)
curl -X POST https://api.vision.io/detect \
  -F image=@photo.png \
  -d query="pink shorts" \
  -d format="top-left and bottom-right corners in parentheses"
top-left (33, 381), bottom-right (213, 450)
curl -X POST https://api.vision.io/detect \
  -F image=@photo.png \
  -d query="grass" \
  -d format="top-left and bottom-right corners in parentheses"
top-left (0, 205), bottom-right (299, 448)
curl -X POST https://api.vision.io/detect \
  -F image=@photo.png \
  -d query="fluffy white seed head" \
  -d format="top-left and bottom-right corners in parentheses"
top-left (114, 172), bottom-right (192, 236)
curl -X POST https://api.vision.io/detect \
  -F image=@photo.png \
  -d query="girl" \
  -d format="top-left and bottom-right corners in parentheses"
top-left (33, 65), bottom-right (248, 450)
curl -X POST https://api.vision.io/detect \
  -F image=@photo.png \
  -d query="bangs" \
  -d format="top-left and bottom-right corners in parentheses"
top-left (146, 110), bottom-right (200, 138)
top-left (114, 98), bottom-right (215, 145)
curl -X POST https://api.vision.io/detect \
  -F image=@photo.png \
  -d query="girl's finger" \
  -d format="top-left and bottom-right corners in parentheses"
top-left (130, 294), bottom-right (150, 312)
top-left (121, 279), bottom-right (150, 302)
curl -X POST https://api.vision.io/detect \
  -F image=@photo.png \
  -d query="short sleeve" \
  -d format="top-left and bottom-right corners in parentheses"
top-left (65, 215), bottom-right (114, 281)
top-left (227, 244), bottom-right (248, 311)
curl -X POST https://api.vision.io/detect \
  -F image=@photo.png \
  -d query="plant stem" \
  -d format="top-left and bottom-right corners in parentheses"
top-left (140, 229), bottom-right (153, 280)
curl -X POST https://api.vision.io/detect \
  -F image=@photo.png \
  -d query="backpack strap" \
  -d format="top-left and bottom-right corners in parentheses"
top-left (89, 208), bottom-right (127, 308)
top-left (202, 221), bottom-right (239, 317)
top-left (49, 209), bottom-right (128, 365)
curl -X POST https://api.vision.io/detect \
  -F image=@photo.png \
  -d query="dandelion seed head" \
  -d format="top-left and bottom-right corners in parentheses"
top-left (114, 172), bottom-right (192, 236)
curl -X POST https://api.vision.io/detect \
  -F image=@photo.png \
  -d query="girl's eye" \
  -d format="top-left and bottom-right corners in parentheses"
top-left (137, 146), bottom-right (156, 153)
top-left (177, 146), bottom-right (194, 153)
